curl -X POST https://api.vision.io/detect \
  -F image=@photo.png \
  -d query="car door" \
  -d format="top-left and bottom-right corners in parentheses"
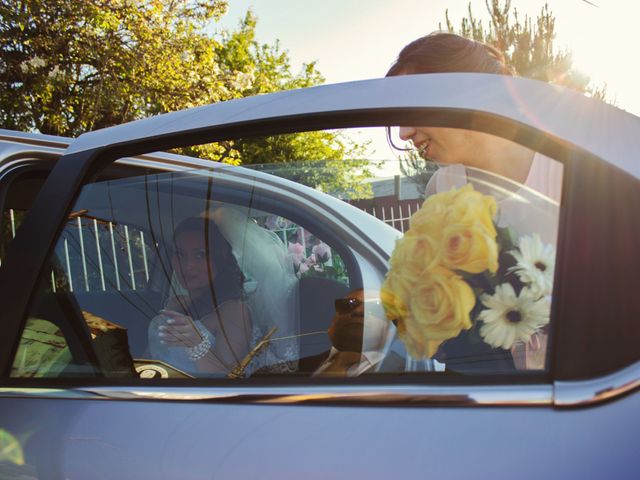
top-left (0, 73), bottom-right (638, 479)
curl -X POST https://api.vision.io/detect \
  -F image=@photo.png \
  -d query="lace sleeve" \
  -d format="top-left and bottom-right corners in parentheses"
top-left (245, 325), bottom-right (299, 374)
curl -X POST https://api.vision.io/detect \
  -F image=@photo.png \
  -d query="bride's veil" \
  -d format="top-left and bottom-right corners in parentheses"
top-left (210, 205), bottom-right (300, 372)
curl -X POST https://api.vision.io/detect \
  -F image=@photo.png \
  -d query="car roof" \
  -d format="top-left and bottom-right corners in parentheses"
top-left (63, 73), bottom-right (640, 180)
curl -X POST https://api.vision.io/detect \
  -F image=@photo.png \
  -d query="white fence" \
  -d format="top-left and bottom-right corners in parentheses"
top-left (359, 202), bottom-right (421, 233)
top-left (56, 217), bottom-right (151, 293)
top-left (3, 200), bottom-right (419, 294)
top-left (3, 209), bottom-right (150, 293)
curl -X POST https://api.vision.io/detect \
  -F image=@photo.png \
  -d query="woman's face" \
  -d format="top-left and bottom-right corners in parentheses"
top-left (397, 123), bottom-right (536, 184)
top-left (173, 230), bottom-right (214, 294)
top-left (398, 125), bottom-right (485, 167)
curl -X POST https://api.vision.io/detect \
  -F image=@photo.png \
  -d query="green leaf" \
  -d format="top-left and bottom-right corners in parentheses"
top-left (496, 225), bottom-right (518, 251)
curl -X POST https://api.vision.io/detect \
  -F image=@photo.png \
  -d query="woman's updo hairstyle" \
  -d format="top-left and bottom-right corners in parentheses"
top-left (386, 32), bottom-right (515, 77)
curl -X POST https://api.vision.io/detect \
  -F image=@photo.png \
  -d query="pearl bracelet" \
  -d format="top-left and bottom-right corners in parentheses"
top-left (188, 334), bottom-right (212, 361)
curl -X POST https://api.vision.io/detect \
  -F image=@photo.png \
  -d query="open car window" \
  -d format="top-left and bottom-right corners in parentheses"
top-left (10, 127), bottom-right (563, 380)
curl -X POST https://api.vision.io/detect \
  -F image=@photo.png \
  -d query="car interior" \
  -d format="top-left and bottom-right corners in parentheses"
top-left (3, 164), bottom-right (364, 379)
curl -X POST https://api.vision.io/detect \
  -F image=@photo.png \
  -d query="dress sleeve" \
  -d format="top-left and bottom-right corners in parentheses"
top-left (424, 164), bottom-right (468, 197)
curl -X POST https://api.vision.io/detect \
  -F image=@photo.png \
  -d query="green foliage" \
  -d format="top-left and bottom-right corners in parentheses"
top-left (0, 1), bottom-right (373, 195)
top-left (0, 0), bottom-right (230, 135)
top-left (400, 1), bottom-right (609, 184)
top-left (441, 0), bottom-right (607, 99)
top-left (301, 253), bottom-right (349, 285)
top-left (236, 131), bottom-right (377, 199)
top-left (398, 149), bottom-right (439, 199)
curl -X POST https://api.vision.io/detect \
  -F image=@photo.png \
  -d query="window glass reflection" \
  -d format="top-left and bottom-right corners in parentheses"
top-left (12, 127), bottom-right (563, 379)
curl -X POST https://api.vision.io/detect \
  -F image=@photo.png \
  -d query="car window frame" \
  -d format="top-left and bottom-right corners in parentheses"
top-left (0, 116), bottom-right (562, 386)
top-left (0, 162), bottom-right (53, 257)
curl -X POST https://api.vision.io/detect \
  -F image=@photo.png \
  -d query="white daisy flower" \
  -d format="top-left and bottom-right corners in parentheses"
top-left (508, 234), bottom-right (556, 296)
top-left (478, 284), bottom-right (550, 350)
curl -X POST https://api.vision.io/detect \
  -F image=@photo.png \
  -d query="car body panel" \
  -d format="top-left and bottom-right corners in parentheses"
top-left (1, 393), bottom-right (638, 479)
top-left (0, 74), bottom-right (638, 478)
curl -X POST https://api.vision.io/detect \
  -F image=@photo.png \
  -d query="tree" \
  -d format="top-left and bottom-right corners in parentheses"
top-left (401, 0), bottom-right (607, 194)
top-left (184, 12), bottom-right (378, 199)
top-left (0, 1), bottom-right (375, 198)
top-left (1, 0), bottom-right (230, 136)
top-left (242, 133), bottom-right (374, 200)
top-left (398, 148), bottom-right (439, 199)
top-left (442, 0), bottom-right (607, 99)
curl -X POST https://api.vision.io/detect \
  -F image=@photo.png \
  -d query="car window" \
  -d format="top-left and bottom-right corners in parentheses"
top-left (0, 171), bottom-right (49, 265)
top-left (11, 165), bottom-right (358, 378)
top-left (0, 207), bottom-right (25, 263)
top-left (10, 127), bottom-right (563, 380)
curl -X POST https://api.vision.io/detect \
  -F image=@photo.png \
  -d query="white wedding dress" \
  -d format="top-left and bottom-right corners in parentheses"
top-left (424, 154), bottom-right (562, 245)
top-left (148, 206), bottom-right (300, 377)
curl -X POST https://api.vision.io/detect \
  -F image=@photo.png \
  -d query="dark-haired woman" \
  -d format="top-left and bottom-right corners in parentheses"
top-left (388, 32), bottom-right (563, 205)
top-left (148, 217), bottom-right (253, 376)
top-left (387, 33), bottom-right (562, 371)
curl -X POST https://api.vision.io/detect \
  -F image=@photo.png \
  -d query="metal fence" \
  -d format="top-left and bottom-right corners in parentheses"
top-left (3, 209), bottom-right (151, 293)
top-left (3, 199), bottom-right (414, 294)
top-left (358, 201), bottom-right (421, 233)
top-left (56, 217), bottom-right (151, 293)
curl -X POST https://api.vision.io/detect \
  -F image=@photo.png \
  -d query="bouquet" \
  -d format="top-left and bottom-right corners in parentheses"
top-left (380, 184), bottom-right (555, 364)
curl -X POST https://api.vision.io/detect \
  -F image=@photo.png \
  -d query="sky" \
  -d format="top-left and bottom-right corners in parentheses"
top-left (214, 0), bottom-right (640, 161)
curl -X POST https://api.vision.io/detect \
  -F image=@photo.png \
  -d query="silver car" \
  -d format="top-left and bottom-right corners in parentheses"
top-left (0, 73), bottom-right (638, 479)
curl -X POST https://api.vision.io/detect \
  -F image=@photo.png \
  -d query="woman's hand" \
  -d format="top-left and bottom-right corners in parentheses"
top-left (157, 310), bottom-right (203, 348)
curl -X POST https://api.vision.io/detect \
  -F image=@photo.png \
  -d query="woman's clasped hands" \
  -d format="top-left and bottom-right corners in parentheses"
top-left (157, 309), bottom-right (213, 362)
top-left (157, 309), bottom-right (205, 348)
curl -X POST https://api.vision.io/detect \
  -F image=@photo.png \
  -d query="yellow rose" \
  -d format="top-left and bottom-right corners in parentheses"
top-left (409, 189), bottom-right (450, 237)
top-left (406, 184), bottom-right (497, 273)
top-left (421, 186), bottom-right (459, 211)
top-left (440, 222), bottom-right (498, 274)
top-left (396, 314), bottom-right (445, 360)
top-left (441, 186), bottom-right (498, 273)
top-left (404, 266), bottom-right (475, 358)
top-left (380, 271), bottom-right (412, 321)
top-left (382, 184), bottom-right (499, 358)
top-left (409, 184), bottom-right (498, 274)
top-left (449, 184), bottom-right (497, 236)
top-left (388, 231), bottom-right (440, 282)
